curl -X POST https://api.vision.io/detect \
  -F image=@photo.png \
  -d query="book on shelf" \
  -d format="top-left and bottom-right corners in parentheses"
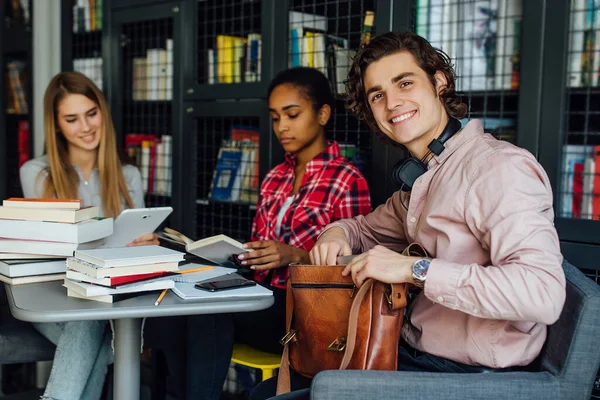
top-left (560, 144), bottom-right (600, 220)
top-left (17, 120), bottom-right (31, 167)
top-left (208, 33), bottom-right (262, 84)
top-left (0, 216), bottom-right (113, 244)
top-left (130, 38), bottom-right (173, 100)
top-left (0, 259), bottom-right (66, 278)
top-left (416, 0), bottom-right (523, 91)
top-left (74, 58), bottom-right (103, 91)
top-left (0, 205), bottom-right (99, 223)
top-left (5, 60), bottom-right (28, 114)
top-left (5, 0), bottom-right (30, 26)
top-left (66, 258), bottom-right (179, 279)
top-left (73, 0), bottom-right (102, 33)
top-left (0, 273), bottom-right (65, 286)
top-left (125, 134), bottom-right (172, 196)
top-left (162, 227), bottom-right (248, 268)
top-left (2, 198), bottom-right (82, 209)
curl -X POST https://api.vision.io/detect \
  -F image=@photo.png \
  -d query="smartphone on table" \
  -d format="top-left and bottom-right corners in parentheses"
top-left (195, 276), bottom-right (257, 292)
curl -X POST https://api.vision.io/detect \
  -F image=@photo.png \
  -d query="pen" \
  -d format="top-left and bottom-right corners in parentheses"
top-left (154, 288), bottom-right (168, 306)
top-left (175, 266), bottom-right (214, 275)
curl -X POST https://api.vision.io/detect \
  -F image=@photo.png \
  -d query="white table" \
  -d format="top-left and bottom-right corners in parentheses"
top-left (5, 280), bottom-right (273, 400)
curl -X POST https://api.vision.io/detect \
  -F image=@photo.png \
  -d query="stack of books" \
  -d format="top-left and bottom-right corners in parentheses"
top-left (0, 198), bottom-right (113, 285)
top-left (64, 245), bottom-right (186, 303)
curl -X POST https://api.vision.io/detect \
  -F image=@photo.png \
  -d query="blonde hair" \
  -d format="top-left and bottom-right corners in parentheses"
top-left (42, 71), bottom-right (133, 218)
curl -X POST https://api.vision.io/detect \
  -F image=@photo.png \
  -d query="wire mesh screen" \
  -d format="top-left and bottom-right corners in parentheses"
top-left (415, 0), bottom-right (522, 143)
top-left (559, 0), bottom-right (600, 222)
top-left (121, 19), bottom-right (174, 208)
top-left (194, 116), bottom-right (260, 242)
top-left (287, 0), bottom-right (375, 183)
top-left (196, 0), bottom-right (262, 85)
top-left (72, 0), bottom-right (103, 90)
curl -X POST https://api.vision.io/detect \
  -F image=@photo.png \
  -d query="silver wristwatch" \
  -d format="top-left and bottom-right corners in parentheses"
top-left (412, 258), bottom-right (432, 288)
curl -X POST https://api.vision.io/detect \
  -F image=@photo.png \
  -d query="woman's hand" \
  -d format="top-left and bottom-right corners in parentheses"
top-left (238, 240), bottom-right (310, 271)
top-left (127, 232), bottom-right (160, 247)
top-left (342, 245), bottom-right (417, 288)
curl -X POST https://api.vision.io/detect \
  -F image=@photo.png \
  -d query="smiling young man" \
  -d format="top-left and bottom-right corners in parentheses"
top-left (310, 31), bottom-right (566, 377)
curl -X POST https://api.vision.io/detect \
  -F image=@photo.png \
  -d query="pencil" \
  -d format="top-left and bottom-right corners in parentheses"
top-left (175, 266), bottom-right (214, 274)
top-left (154, 288), bottom-right (168, 306)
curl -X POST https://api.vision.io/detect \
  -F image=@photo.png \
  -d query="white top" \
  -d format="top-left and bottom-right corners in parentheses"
top-left (276, 195), bottom-right (296, 237)
top-left (19, 155), bottom-right (145, 216)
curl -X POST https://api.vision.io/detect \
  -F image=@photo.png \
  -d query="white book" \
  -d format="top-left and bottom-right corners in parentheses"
top-left (0, 253), bottom-right (65, 260)
top-left (288, 10), bottom-right (327, 31)
top-left (166, 39), bottom-right (173, 100)
top-left (0, 217), bottom-right (113, 244)
top-left (0, 273), bottom-right (65, 286)
top-left (157, 49), bottom-right (168, 100)
top-left (0, 259), bottom-right (66, 278)
top-left (569, 0), bottom-right (586, 87)
top-left (73, 245), bottom-right (185, 268)
top-left (67, 258), bottom-right (179, 279)
top-left (208, 48), bottom-right (215, 84)
top-left (162, 135), bottom-right (173, 195)
top-left (0, 238), bottom-right (103, 257)
top-left (2, 198), bottom-right (81, 209)
top-left (0, 206), bottom-right (100, 223)
top-left (64, 277), bottom-right (174, 297)
top-left (162, 228), bottom-right (248, 267)
top-left (582, 157), bottom-right (595, 219)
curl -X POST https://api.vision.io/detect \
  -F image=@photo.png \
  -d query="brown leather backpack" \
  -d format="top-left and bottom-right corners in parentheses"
top-left (276, 244), bottom-right (428, 394)
top-left (276, 270), bottom-right (408, 393)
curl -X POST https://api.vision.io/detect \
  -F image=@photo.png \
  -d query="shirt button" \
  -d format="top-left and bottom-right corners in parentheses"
top-left (436, 296), bottom-right (444, 303)
top-left (410, 217), bottom-right (417, 223)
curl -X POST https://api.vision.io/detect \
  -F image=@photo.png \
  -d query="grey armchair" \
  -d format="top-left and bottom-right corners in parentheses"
top-left (311, 260), bottom-right (600, 399)
top-left (0, 285), bottom-right (55, 364)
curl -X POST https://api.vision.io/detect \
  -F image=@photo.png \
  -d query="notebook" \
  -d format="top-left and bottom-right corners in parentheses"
top-left (172, 271), bottom-right (272, 301)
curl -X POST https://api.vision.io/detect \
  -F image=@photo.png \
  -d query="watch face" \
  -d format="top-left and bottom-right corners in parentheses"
top-left (413, 259), bottom-right (431, 278)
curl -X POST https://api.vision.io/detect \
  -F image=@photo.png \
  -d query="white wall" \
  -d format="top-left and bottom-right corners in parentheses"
top-left (32, 0), bottom-right (62, 157)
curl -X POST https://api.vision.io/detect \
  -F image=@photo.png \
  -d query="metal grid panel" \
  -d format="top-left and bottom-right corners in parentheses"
top-left (415, 0), bottom-right (522, 143)
top-left (72, 0), bottom-right (103, 89)
top-left (287, 0), bottom-right (375, 181)
top-left (559, 1), bottom-right (600, 222)
top-left (196, 0), bottom-right (262, 85)
top-left (121, 19), bottom-right (174, 209)
top-left (194, 116), bottom-right (259, 242)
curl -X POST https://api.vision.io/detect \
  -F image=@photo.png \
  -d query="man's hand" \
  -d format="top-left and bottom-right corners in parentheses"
top-left (309, 227), bottom-right (352, 265)
top-left (127, 232), bottom-right (160, 247)
top-left (238, 240), bottom-right (309, 271)
top-left (342, 245), bottom-right (418, 288)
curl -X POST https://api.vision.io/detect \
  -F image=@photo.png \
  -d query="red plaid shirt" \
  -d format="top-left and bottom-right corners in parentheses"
top-left (252, 141), bottom-right (371, 289)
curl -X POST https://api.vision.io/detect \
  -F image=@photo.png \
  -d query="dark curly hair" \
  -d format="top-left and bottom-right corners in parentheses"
top-left (345, 30), bottom-right (467, 133)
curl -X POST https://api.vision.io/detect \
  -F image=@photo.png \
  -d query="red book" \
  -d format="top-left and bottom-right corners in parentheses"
top-left (593, 146), bottom-right (600, 221)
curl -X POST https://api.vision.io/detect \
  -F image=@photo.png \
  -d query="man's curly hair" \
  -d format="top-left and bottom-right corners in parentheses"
top-left (345, 30), bottom-right (467, 133)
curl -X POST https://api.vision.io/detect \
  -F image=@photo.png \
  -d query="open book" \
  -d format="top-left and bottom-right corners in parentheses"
top-left (161, 228), bottom-right (248, 268)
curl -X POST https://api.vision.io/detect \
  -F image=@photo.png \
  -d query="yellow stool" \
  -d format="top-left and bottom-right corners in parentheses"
top-left (231, 343), bottom-right (282, 381)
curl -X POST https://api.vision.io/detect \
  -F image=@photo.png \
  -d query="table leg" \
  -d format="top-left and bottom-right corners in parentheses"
top-left (113, 318), bottom-right (142, 400)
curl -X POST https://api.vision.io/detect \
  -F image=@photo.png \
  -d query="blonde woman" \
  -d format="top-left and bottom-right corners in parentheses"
top-left (20, 71), bottom-right (158, 400)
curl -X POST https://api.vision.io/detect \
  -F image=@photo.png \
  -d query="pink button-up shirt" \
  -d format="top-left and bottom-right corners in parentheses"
top-left (329, 120), bottom-right (566, 368)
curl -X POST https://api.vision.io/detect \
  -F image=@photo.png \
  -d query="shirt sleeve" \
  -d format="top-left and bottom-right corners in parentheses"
top-left (327, 190), bottom-right (409, 254)
top-left (332, 175), bottom-right (372, 220)
top-left (124, 165), bottom-right (145, 209)
top-left (20, 160), bottom-right (47, 198)
top-left (424, 151), bottom-right (566, 325)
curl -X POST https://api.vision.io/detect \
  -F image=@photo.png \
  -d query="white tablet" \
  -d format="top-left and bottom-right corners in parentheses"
top-left (102, 207), bottom-right (173, 248)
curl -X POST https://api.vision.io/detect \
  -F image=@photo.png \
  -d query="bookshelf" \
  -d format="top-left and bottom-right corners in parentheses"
top-left (0, 0), bottom-right (32, 201)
